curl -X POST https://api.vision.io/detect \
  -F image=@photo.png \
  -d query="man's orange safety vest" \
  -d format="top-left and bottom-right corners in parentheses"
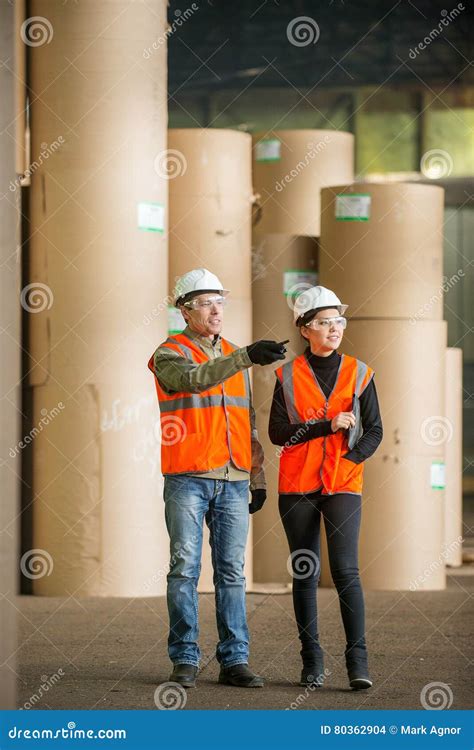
top-left (147, 333), bottom-right (252, 475)
top-left (275, 353), bottom-right (374, 496)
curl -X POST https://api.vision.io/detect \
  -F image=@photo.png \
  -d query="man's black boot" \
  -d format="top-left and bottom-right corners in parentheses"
top-left (218, 663), bottom-right (264, 688)
top-left (169, 663), bottom-right (198, 688)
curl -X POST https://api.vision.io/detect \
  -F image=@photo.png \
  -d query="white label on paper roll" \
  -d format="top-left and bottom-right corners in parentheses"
top-left (430, 461), bottom-right (445, 490)
top-left (168, 305), bottom-right (185, 334)
top-left (283, 270), bottom-right (318, 296)
top-left (335, 194), bottom-right (371, 221)
top-left (255, 139), bottom-right (281, 162)
top-left (137, 202), bottom-right (164, 232)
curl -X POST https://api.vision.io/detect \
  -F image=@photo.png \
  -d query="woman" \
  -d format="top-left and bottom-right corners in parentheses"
top-left (268, 286), bottom-right (383, 690)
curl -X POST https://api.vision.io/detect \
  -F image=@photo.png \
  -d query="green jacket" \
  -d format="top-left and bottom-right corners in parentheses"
top-left (151, 325), bottom-right (266, 490)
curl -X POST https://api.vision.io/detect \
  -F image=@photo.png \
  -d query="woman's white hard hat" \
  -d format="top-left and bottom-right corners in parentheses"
top-left (173, 268), bottom-right (229, 306)
top-left (293, 285), bottom-right (348, 325)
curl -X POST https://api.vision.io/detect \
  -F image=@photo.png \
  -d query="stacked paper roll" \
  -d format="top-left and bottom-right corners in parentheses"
top-left (319, 183), bottom-right (444, 319)
top-left (251, 131), bottom-right (355, 584)
top-left (252, 130), bottom-right (354, 237)
top-left (167, 128), bottom-right (254, 591)
top-left (28, 0), bottom-right (169, 596)
top-left (319, 183), bottom-right (448, 590)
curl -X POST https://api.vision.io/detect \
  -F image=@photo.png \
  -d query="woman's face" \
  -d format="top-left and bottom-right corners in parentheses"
top-left (300, 307), bottom-right (345, 355)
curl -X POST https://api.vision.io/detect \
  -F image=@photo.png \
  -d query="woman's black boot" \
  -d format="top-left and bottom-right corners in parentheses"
top-left (300, 645), bottom-right (325, 687)
top-left (345, 644), bottom-right (372, 690)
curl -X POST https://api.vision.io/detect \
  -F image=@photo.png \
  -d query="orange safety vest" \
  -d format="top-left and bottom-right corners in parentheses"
top-left (147, 333), bottom-right (252, 475)
top-left (275, 353), bottom-right (374, 496)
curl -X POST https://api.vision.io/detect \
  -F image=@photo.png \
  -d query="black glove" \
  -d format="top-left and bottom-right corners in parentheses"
top-left (246, 339), bottom-right (288, 366)
top-left (249, 488), bottom-right (267, 514)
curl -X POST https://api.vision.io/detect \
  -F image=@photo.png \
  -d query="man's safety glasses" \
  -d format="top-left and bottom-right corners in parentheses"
top-left (184, 295), bottom-right (228, 310)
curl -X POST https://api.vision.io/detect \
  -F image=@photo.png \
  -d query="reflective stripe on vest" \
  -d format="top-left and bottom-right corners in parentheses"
top-left (148, 333), bottom-right (252, 474)
top-left (275, 353), bottom-right (374, 495)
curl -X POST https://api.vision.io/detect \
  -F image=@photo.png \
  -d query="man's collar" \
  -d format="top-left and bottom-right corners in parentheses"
top-left (183, 324), bottom-right (221, 346)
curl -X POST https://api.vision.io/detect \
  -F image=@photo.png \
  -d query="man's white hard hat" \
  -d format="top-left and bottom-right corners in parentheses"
top-left (173, 268), bottom-right (229, 306)
top-left (293, 285), bottom-right (348, 324)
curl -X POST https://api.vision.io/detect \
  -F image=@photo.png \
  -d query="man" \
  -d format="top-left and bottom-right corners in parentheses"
top-left (147, 268), bottom-right (287, 689)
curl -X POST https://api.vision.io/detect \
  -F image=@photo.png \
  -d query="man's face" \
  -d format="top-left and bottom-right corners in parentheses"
top-left (180, 292), bottom-right (225, 338)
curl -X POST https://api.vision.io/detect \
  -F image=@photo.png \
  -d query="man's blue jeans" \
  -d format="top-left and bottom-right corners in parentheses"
top-left (163, 475), bottom-right (250, 668)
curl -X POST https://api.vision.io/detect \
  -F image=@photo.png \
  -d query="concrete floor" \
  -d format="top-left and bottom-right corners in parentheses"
top-left (15, 568), bottom-right (473, 711)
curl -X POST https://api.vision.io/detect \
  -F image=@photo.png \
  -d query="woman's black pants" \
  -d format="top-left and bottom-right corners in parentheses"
top-left (279, 489), bottom-right (367, 667)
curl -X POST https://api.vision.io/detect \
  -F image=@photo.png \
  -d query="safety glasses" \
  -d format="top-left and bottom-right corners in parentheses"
top-left (305, 316), bottom-right (347, 330)
top-left (184, 295), bottom-right (228, 310)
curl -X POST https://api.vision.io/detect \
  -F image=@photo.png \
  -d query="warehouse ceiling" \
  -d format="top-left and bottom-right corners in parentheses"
top-left (167, 0), bottom-right (473, 92)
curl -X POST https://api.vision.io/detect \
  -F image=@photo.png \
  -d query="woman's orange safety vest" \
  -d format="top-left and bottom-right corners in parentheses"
top-left (275, 353), bottom-right (374, 496)
top-left (147, 334), bottom-right (252, 475)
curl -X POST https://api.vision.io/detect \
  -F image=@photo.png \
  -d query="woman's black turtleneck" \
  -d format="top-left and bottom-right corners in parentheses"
top-left (268, 346), bottom-right (383, 464)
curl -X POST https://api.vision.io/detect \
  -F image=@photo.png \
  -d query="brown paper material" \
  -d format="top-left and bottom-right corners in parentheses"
top-left (444, 348), bottom-right (463, 566)
top-left (167, 129), bottom-right (254, 590)
top-left (319, 319), bottom-right (447, 590)
top-left (252, 130), bottom-right (354, 237)
top-left (251, 235), bottom-right (318, 583)
top-left (320, 182), bottom-right (444, 320)
top-left (28, 0), bottom-right (169, 596)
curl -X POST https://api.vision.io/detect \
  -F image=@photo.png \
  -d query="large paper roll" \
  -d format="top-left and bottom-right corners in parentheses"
top-left (320, 182), bottom-right (444, 320)
top-left (444, 348), bottom-right (463, 566)
top-left (28, 0), bottom-right (169, 596)
top-left (319, 319), bottom-right (447, 590)
top-left (252, 130), bottom-right (354, 237)
top-left (167, 129), bottom-right (253, 590)
top-left (251, 234), bottom-right (318, 582)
